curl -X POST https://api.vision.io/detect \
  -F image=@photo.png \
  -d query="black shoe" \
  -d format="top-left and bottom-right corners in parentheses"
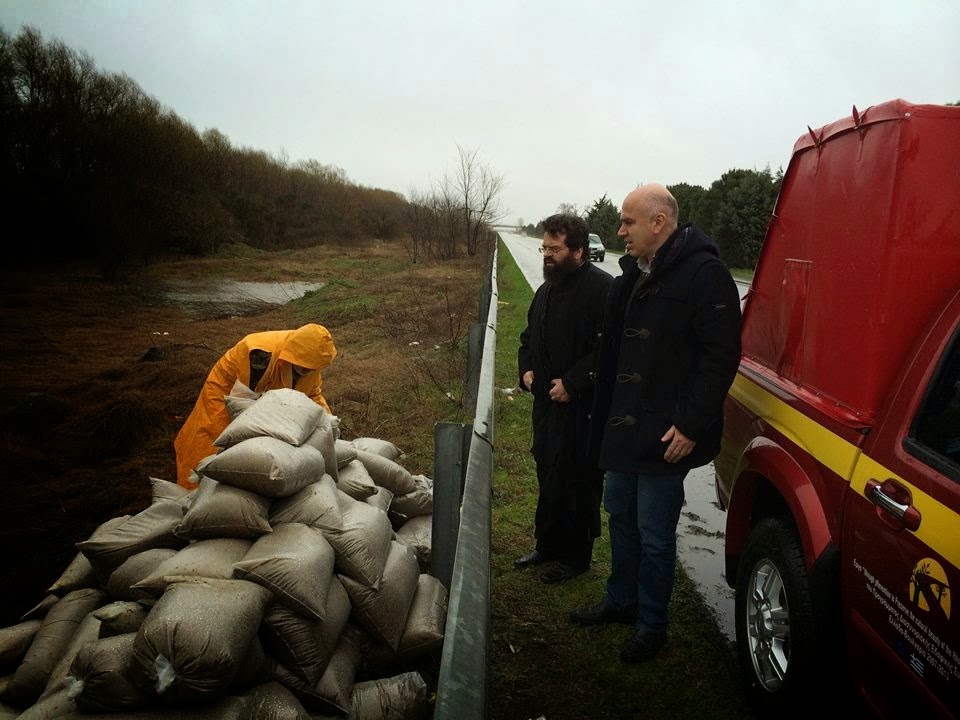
top-left (539, 563), bottom-right (587, 584)
top-left (514, 550), bottom-right (548, 569)
top-left (569, 600), bottom-right (637, 626)
top-left (620, 631), bottom-right (666, 664)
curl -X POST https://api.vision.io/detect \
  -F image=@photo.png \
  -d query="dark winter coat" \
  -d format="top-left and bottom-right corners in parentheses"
top-left (591, 223), bottom-right (741, 474)
top-left (519, 261), bottom-right (613, 467)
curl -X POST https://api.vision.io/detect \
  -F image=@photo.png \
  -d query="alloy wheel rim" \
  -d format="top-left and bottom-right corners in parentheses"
top-left (745, 558), bottom-right (791, 692)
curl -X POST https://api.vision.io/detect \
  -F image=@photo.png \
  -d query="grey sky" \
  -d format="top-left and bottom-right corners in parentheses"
top-left (2, 0), bottom-right (957, 225)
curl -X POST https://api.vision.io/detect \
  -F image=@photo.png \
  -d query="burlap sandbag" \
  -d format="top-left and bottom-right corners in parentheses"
top-left (105, 549), bottom-right (178, 603)
top-left (325, 492), bottom-right (393, 589)
top-left (336, 459), bottom-right (377, 501)
top-left (48, 696), bottom-right (246, 719)
top-left (233, 523), bottom-right (334, 620)
top-left (354, 450), bottom-right (416, 496)
top-left (130, 577), bottom-right (273, 705)
top-left (66, 632), bottom-right (150, 713)
top-left (349, 671), bottom-right (428, 720)
top-left (350, 437), bottom-right (402, 461)
top-left (0, 620), bottom-right (40, 673)
top-left (201, 436), bottom-right (325, 498)
top-left (11, 686), bottom-right (75, 720)
top-left (270, 663), bottom-right (346, 717)
top-left (339, 541), bottom-right (420, 653)
top-left (93, 601), bottom-right (149, 638)
top-left (395, 515), bottom-right (432, 573)
top-left (3, 588), bottom-right (106, 708)
top-left (214, 388), bottom-right (323, 450)
top-left (268, 475), bottom-right (342, 533)
top-left (174, 476), bottom-right (273, 540)
top-left (76, 503), bottom-right (187, 584)
top-left (258, 577), bottom-right (351, 686)
top-left (132, 538), bottom-right (253, 598)
top-left (302, 411), bottom-right (339, 482)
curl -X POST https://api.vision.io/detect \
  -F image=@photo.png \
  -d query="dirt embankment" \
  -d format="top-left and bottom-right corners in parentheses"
top-left (0, 243), bottom-right (485, 627)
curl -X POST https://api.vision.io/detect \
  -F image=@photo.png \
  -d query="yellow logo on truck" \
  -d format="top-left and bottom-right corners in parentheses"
top-left (910, 558), bottom-right (951, 621)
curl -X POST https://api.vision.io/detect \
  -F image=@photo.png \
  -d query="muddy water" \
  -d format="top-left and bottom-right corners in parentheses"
top-left (500, 232), bottom-right (743, 643)
top-left (162, 279), bottom-right (325, 317)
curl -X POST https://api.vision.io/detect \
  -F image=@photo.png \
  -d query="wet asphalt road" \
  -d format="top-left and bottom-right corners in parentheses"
top-left (500, 232), bottom-right (747, 642)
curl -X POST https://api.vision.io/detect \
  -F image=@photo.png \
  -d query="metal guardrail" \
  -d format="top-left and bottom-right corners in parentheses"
top-left (431, 239), bottom-right (498, 719)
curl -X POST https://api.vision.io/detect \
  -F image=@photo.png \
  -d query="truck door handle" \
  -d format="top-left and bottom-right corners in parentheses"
top-left (865, 479), bottom-right (921, 531)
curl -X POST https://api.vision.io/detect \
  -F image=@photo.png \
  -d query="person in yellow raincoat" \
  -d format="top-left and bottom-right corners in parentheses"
top-left (174, 323), bottom-right (337, 488)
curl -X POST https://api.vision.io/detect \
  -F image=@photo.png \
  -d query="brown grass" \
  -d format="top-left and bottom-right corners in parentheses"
top-left (0, 242), bottom-right (485, 627)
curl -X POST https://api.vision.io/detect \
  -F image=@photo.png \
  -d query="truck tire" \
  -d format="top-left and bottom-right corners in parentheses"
top-left (735, 516), bottom-right (818, 716)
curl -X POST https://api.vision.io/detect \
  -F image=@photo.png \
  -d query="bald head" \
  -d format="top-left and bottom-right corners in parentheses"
top-left (618, 184), bottom-right (680, 261)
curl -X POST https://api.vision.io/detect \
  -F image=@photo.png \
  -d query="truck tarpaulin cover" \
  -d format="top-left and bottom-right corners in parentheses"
top-left (740, 99), bottom-right (960, 428)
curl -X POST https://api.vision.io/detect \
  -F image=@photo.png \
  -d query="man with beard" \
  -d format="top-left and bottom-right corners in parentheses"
top-left (516, 213), bottom-right (613, 583)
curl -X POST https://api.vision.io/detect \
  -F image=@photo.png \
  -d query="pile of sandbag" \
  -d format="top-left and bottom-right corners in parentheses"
top-left (0, 388), bottom-right (444, 720)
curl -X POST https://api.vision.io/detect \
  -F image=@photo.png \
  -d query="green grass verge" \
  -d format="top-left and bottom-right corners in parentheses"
top-left (488, 240), bottom-right (758, 720)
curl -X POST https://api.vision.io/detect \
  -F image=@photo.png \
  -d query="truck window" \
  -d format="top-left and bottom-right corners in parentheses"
top-left (907, 327), bottom-right (960, 480)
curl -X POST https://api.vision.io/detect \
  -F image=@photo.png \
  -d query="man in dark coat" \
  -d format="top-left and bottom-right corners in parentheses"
top-left (517, 213), bottom-right (613, 583)
top-left (570, 184), bottom-right (741, 662)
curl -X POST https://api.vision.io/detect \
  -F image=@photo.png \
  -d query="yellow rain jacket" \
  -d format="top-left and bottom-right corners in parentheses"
top-left (174, 323), bottom-right (337, 487)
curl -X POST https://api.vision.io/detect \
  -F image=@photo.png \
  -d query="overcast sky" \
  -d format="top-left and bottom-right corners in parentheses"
top-left (2, 1), bottom-right (957, 225)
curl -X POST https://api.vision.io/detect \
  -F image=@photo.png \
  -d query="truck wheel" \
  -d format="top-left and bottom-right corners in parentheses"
top-left (735, 517), bottom-right (817, 715)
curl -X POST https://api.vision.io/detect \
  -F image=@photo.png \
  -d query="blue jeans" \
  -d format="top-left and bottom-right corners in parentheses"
top-left (603, 469), bottom-right (687, 636)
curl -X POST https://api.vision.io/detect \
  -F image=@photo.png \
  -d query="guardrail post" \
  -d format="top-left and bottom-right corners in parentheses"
top-left (431, 421), bottom-right (469, 589)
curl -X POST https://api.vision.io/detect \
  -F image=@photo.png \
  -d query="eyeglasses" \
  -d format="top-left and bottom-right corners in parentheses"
top-left (539, 245), bottom-right (566, 256)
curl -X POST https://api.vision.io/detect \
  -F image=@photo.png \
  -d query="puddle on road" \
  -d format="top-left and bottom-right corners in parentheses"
top-left (161, 279), bottom-right (325, 318)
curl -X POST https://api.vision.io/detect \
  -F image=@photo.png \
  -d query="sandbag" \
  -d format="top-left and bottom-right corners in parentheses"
top-left (201, 436), bottom-right (325, 498)
top-left (365, 486), bottom-right (394, 514)
top-left (76, 502), bottom-right (187, 584)
top-left (49, 696), bottom-right (246, 719)
top-left (174, 476), bottom-right (273, 540)
top-left (270, 663), bottom-right (346, 717)
top-left (258, 577), bottom-right (351, 686)
top-left (149, 477), bottom-right (190, 505)
top-left (130, 577), bottom-right (273, 705)
top-left (388, 474), bottom-right (433, 526)
top-left (3, 588), bottom-right (106, 708)
top-left (333, 439), bottom-right (357, 469)
top-left (235, 681), bottom-right (312, 720)
top-left (399, 573), bottom-right (448, 662)
top-left (93, 601), bottom-right (149, 638)
top-left (0, 620), bottom-right (41, 673)
top-left (302, 412), bottom-right (339, 482)
top-left (233, 523), bottom-right (334, 621)
top-left (354, 450), bottom-right (416, 496)
top-left (39, 611), bottom-right (100, 700)
top-left (350, 437), bottom-right (402, 461)
top-left (132, 538), bottom-right (253, 598)
top-left (350, 671), bottom-right (428, 720)
top-left (325, 493), bottom-right (393, 589)
top-left (339, 541), bottom-right (420, 653)
top-left (224, 379), bottom-right (260, 420)
top-left (314, 624), bottom-right (363, 713)
top-left (20, 595), bottom-right (58, 622)
top-left (268, 475), bottom-right (342, 532)
top-left (48, 515), bottom-right (130, 594)
top-left (105, 549), bottom-right (178, 603)
top-left (214, 388), bottom-right (323, 449)
top-left (66, 632), bottom-right (150, 713)
top-left (11, 686), bottom-right (74, 719)
top-left (336, 459), bottom-right (377, 501)
top-left (395, 515), bottom-right (432, 573)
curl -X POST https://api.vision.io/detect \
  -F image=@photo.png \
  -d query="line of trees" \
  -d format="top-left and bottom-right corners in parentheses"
top-left (527, 167), bottom-right (782, 270)
top-left (0, 26), bottom-right (503, 277)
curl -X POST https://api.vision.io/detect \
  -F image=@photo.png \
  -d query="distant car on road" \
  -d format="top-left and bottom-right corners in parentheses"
top-left (587, 233), bottom-right (605, 262)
